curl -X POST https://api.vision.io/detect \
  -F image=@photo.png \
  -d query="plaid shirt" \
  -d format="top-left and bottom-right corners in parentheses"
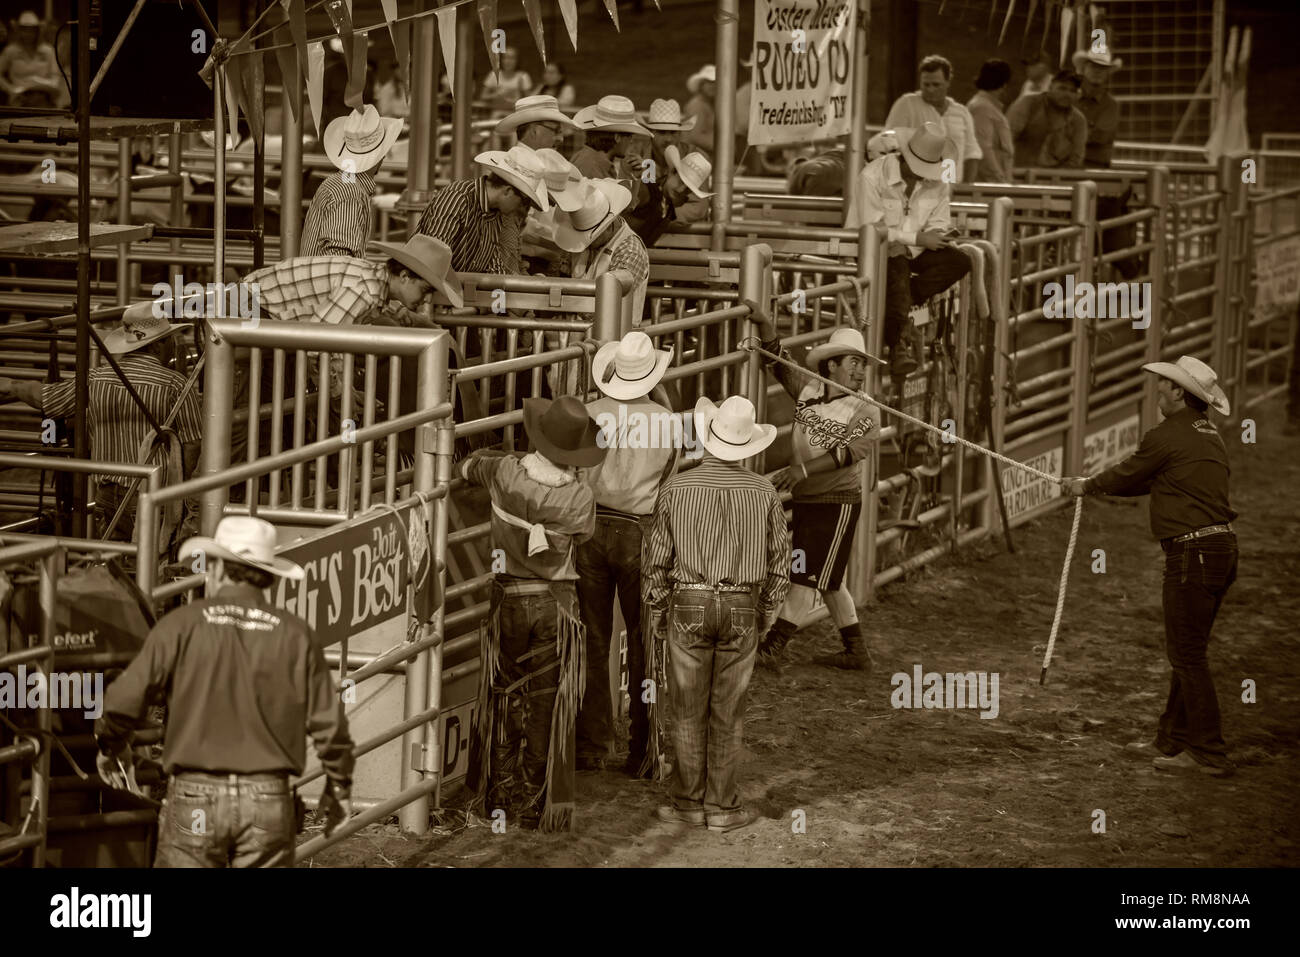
top-left (298, 170), bottom-right (377, 258)
top-left (572, 218), bottom-right (649, 323)
top-left (415, 178), bottom-right (518, 275)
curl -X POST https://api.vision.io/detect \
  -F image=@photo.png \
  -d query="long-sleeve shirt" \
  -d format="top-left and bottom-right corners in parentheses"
top-left (643, 456), bottom-right (791, 619)
top-left (844, 152), bottom-right (951, 257)
top-left (884, 92), bottom-right (982, 182)
top-left (1006, 93), bottom-right (1087, 169)
top-left (571, 218), bottom-right (649, 324)
top-left (95, 584), bottom-right (354, 789)
top-left (0, 41), bottom-right (65, 105)
top-left (415, 177), bottom-right (518, 275)
top-left (584, 392), bottom-right (679, 515)
top-left (966, 90), bottom-right (1014, 183)
top-left (1085, 407), bottom-right (1236, 540)
top-left (1077, 85), bottom-right (1120, 168)
top-left (298, 170), bottom-right (377, 258)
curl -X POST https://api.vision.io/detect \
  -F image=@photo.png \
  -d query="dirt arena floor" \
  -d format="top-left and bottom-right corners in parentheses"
top-left (306, 398), bottom-right (1300, 868)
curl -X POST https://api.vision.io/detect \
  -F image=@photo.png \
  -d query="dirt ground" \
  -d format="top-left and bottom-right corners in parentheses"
top-left (305, 398), bottom-right (1299, 868)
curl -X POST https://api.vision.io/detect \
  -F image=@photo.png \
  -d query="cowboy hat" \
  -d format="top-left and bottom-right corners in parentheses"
top-left (475, 145), bottom-right (550, 210)
top-left (181, 516), bottom-right (304, 581)
top-left (102, 301), bottom-right (192, 355)
top-left (592, 332), bottom-right (674, 401)
top-left (665, 145), bottom-right (714, 199)
top-left (495, 94), bottom-right (577, 135)
top-left (323, 104), bottom-right (403, 174)
top-left (551, 179), bottom-right (632, 253)
top-left (896, 122), bottom-right (951, 180)
top-left (694, 395), bottom-right (777, 461)
top-left (1142, 356), bottom-right (1230, 416)
top-left (17, 11), bottom-right (41, 28)
top-left (523, 396), bottom-right (607, 468)
top-left (645, 99), bottom-right (697, 132)
top-left (573, 95), bottom-right (652, 136)
top-left (1072, 48), bottom-right (1123, 72)
top-left (806, 327), bottom-right (887, 369)
top-left (533, 148), bottom-right (587, 212)
top-left (373, 234), bottom-right (464, 307)
top-left (200, 129), bottom-right (248, 152)
top-left (686, 64), bottom-right (717, 94)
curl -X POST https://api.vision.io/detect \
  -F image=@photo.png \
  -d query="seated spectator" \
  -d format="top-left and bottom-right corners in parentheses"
top-left (885, 54), bottom-right (981, 182)
top-left (374, 61), bottom-right (409, 119)
top-left (1007, 71), bottom-right (1087, 169)
top-left (682, 65), bottom-right (717, 155)
top-left (0, 11), bottom-right (65, 108)
top-left (967, 59), bottom-right (1014, 183)
top-left (532, 60), bottom-right (576, 109)
top-left (479, 47), bottom-right (533, 114)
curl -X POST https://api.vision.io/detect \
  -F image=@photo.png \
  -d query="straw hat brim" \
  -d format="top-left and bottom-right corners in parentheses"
top-left (805, 338), bottom-right (887, 368)
top-left (897, 128), bottom-right (948, 179)
top-left (475, 153), bottom-right (550, 210)
top-left (495, 107), bottom-right (578, 134)
top-left (692, 397), bottom-right (777, 461)
top-left (179, 535), bottom-right (305, 581)
top-left (522, 399), bottom-right (607, 467)
top-left (591, 340), bottom-right (673, 400)
top-left (645, 116), bottom-right (698, 132)
top-left (1072, 51), bottom-right (1123, 72)
top-left (373, 241), bottom-right (464, 307)
top-left (1142, 361), bottom-right (1229, 415)
top-left (102, 304), bottom-right (191, 355)
top-left (665, 145), bottom-right (714, 199)
top-left (686, 70), bottom-right (717, 94)
top-left (323, 114), bottom-right (403, 173)
top-left (573, 105), bottom-right (652, 136)
top-left (552, 180), bottom-right (632, 253)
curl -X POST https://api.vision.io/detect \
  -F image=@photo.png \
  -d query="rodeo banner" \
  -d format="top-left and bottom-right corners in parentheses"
top-left (748, 0), bottom-right (856, 146)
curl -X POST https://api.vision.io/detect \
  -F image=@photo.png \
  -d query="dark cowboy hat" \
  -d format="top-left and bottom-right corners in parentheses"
top-left (522, 396), bottom-right (607, 468)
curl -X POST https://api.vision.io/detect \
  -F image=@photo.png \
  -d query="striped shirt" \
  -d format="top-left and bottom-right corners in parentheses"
top-left (414, 178), bottom-right (517, 275)
top-left (298, 171), bottom-right (377, 258)
top-left (643, 455), bottom-right (791, 617)
top-left (43, 353), bottom-right (203, 487)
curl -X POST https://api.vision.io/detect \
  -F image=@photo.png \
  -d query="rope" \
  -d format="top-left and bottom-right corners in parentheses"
top-left (1040, 496), bottom-right (1083, 685)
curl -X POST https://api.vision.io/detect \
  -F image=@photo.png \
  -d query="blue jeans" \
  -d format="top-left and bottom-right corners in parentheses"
top-left (1157, 534), bottom-right (1237, 767)
top-left (666, 589), bottom-right (759, 814)
top-left (154, 771), bottom-right (294, 868)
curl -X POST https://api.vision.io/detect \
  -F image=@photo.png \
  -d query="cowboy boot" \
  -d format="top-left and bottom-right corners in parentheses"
top-left (757, 619), bottom-right (798, 667)
top-left (814, 630), bottom-right (873, 672)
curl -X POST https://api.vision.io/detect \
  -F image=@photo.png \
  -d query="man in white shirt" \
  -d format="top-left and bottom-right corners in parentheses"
top-left (845, 122), bottom-right (970, 376)
top-left (885, 55), bottom-right (982, 183)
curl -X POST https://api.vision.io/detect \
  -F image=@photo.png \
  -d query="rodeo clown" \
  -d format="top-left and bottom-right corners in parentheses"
top-left (749, 302), bottom-right (884, 671)
top-left (462, 396), bottom-right (607, 831)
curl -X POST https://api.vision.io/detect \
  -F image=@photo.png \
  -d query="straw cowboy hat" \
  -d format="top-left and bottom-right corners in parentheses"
top-left (523, 396), bottom-right (607, 468)
top-left (551, 179), bottom-right (632, 253)
top-left (323, 104), bottom-right (403, 174)
top-left (645, 98), bottom-right (697, 132)
top-left (694, 395), bottom-right (777, 461)
top-left (897, 122), bottom-right (952, 180)
top-left (806, 327), bottom-right (887, 369)
top-left (592, 331), bottom-right (674, 401)
top-left (1072, 48), bottom-right (1123, 72)
top-left (1142, 356), bottom-right (1230, 416)
top-left (475, 145), bottom-right (550, 210)
top-left (17, 11), bottom-right (41, 28)
top-left (373, 234), bottom-right (464, 307)
top-left (181, 515), bottom-right (304, 581)
top-left (686, 64), bottom-right (717, 94)
top-left (573, 95), bottom-right (652, 136)
top-left (533, 147), bottom-right (587, 212)
top-left (102, 301), bottom-right (192, 355)
top-left (495, 94), bottom-right (577, 135)
top-left (665, 145), bottom-right (714, 199)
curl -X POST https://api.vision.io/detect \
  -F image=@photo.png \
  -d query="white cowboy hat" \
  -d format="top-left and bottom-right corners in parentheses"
top-left (645, 98), bottom-right (697, 132)
top-left (1142, 356), bottom-right (1230, 416)
top-left (533, 147), bottom-right (587, 212)
top-left (17, 11), bottom-right (41, 28)
top-left (592, 332), bottom-right (673, 401)
top-left (199, 129), bottom-right (247, 152)
top-left (897, 122), bottom-right (951, 180)
top-left (1072, 48), bottom-right (1123, 72)
top-left (323, 104), bottom-right (403, 174)
top-left (806, 327), bottom-right (887, 369)
top-left (102, 301), bottom-right (192, 355)
top-left (372, 234), bottom-right (464, 307)
top-left (665, 145), bottom-right (714, 199)
top-left (495, 94), bottom-right (577, 135)
top-left (573, 95), bottom-right (652, 136)
top-left (475, 145), bottom-right (550, 210)
top-left (694, 395), bottom-right (776, 461)
top-left (686, 64), bottom-right (717, 94)
top-left (181, 516), bottom-right (304, 581)
top-left (551, 179), bottom-right (632, 253)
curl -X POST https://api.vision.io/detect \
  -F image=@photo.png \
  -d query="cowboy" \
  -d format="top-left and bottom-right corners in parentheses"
top-left (571, 94), bottom-right (653, 206)
top-left (575, 332), bottom-right (679, 775)
top-left (628, 143), bottom-right (713, 247)
top-left (1072, 46), bottom-right (1122, 168)
top-left (751, 314), bottom-right (884, 670)
top-left (518, 147), bottom-right (587, 271)
top-left (1006, 70), bottom-right (1088, 170)
top-left (624, 98), bottom-right (695, 246)
top-left (0, 11), bottom-right (64, 108)
top-left (0, 305), bottom-right (202, 542)
top-left (845, 122), bottom-right (971, 376)
top-left (682, 65), bottom-right (717, 155)
top-left (462, 397), bottom-right (606, 831)
top-left (299, 104), bottom-right (403, 258)
top-left (644, 395), bottom-right (790, 831)
top-left (885, 55), bottom-right (982, 183)
top-left (1063, 357), bottom-right (1238, 778)
top-left (967, 59), bottom-right (1015, 183)
top-left (495, 94), bottom-right (578, 153)
top-left (95, 516), bottom-right (355, 866)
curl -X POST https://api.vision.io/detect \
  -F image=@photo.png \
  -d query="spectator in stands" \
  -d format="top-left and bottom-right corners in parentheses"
top-left (1007, 70), bottom-right (1087, 169)
top-left (682, 65), bottom-right (717, 156)
top-left (462, 396), bottom-right (605, 830)
top-left (0, 305), bottom-right (202, 542)
top-left (845, 122), bottom-right (970, 376)
top-left (571, 95), bottom-right (651, 180)
top-left (95, 516), bottom-right (355, 867)
top-left (787, 145), bottom-right (847, 196)
top-left (0, 11), bottom-right (65, 109)
top-left (299, 105), bottom-right (402, 258)
top-left (374, 59), bottom-right (409, 119)
top-left (1072, 47), bottom-right (1123, 168)
top-left (1020, 55), bottom-right (1052, 98)
top-left (532, 60), bottom-right (576, 109)
top-left (495, 94), bottom-right (578, 153)
top-left (643, 394), bottom-right (789, 832)
top-left (885, 55), bottom-right (981, 183)
top-left (479, 47), bottom-right (533, 114)
top-left (967, 59), bottom-right (1015, 183)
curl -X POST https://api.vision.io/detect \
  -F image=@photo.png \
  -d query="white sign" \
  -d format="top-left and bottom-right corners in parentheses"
top-left (1255, 235), bottom-right (1300, 319)
top-left (1001, 445), bottom-right (1063, 522)
top-left (1083, 414), bottom-right (1140, 475)
top-left (748, 0), bottom-right (856, 146)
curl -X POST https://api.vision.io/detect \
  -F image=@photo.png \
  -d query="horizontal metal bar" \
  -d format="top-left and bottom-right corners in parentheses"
top-left (209, 318), bottom-right (448, 356)
top-left (293, 704), bottom-right (442, 791)
top-left (293, 775), bottom-right (440, 863)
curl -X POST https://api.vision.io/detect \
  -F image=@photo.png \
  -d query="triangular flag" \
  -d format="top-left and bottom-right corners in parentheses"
top-left (1023, 0), bottom-right (1039, 44)
top-left (380, 0), bottom-right (407, 74)
top-left (476, 0), bottom-right (499, 76)
top-left (307, 41), bottom-right (325, 137)
top-left (1041, 0), bottom-right (1055, 53)
top-left (602, 0), bottom-right (620, 32)
top-left (522, 0), bottom-right (546, 63)
top-left (282, 0), bottom-right (309, 88)
top-left (987, 0), bottom-right (999, 37)
top-left (558, 0), bottom-right (579, 53)
top-left (998, 0), bottom-right (1017, 46)
top-left (219, 65), bottom-right (239, 151)
top-left (345, 30), bottom-right (368, 108)
top-left (395, 21), bottom-right (411, 91)
top-left (652, 0), bottom-right (660, 9)
top-left (436, 5), bottom-right (458, 100)
top-left (273, 23), bottom-right (300, 124)
top-left (1059, 3), bottom-right (1074, 68)
top-left (247, 50), bottom-right (266, 145)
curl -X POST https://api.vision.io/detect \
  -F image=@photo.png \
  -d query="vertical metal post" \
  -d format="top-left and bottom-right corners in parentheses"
top-left (710, 0), bottom-right (739, 251)
top-left (213, 70), bottom-right (226, 284)
top-left (1229, 152), bottom-right (1252, 420)
top-left (738, 243), bottom-right (771, 414)
top-left (406, 5), bottom-right (438, 218)
top-left (429, 418), bottom-right (454, 808)
top-left (280, 83), bottom-right (303, 259)
top-left (168, 128), bottom-right (184, 281)
top-left (117, 137), bottom-right (132, 305)
top-left (135, 468), bottom-right (162, 606)
top-left (1214, 151), bottom-right (1240, 414)
top-left (594, 273), bottom-right (626, 342)
top-left (985, 198), bottom-right (1013, 535)
top-left (1142, 167), bottom-right (1168, 429)
top-left (252, 49), bottom-right (266, 271)
top-left (1068, 180), bottom-right (1097, 474)
top-left (30, 550), bottom-right (58, 868)
top-left (73, 0), bottom-right (91, 538)
top-left (844, 0), bottom-right (870, 209)
top-left (199, 324), bottom-right (235, 536)
top-left (451, 6), bottom-right (474, 180)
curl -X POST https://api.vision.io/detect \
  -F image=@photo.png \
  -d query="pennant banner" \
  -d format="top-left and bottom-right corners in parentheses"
top-left (1059, 2), bottom-right (1074, 68)
top-left (522, 0), bottom-right (546, 64)
top-left (248, 50), bottom-right (266, 145)
top-left (436, 5), bottom-right (458, 100)
top-left (273, 23), bottom-right (300, 124)
top-left (307, 41), bottom-right (326, 137)
top-left (602, 0), bottom-right (621, 32)
top-left (282, 0), bottom-right (309, 91)
top-left (219, 65), bottom-right (239, 151)
top-left (477, 0), bottom-right (500, 76)
top-left (998, 0), bottom-right (1017, 46)
top-left (346, 32), bottom-right (368, 108)
top-left (380, 0), bottom-right (407, 78)
top-left (558, 0), bottom-right (579, 53)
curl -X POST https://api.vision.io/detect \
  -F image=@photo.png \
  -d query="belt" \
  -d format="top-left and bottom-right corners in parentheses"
top-left (595, 506), bottom-right (647, 523)
top-left (675, 583), bottom-right (757, 594)
top-left (1168, 523), bottom-right (1234, 545)
top-left (173, 769), bottom-right (290, 783)
top-left (496, 579), bottom-right (558, 597)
